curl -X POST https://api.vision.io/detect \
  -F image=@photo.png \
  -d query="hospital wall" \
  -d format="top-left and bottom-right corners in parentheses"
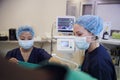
top-left (0, 0), bottom-right (66, 37)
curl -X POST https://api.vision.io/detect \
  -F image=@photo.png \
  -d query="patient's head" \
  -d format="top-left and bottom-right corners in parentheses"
top-left (36, 63), bottom-right (68, 80)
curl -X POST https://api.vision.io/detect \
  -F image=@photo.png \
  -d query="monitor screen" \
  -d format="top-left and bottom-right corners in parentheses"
top-left (57, 38), bottom-right (75, 53)
top-left (61, 41), bottom-right (69, 48)
top-left (56, 16), bottom-right (75, 32)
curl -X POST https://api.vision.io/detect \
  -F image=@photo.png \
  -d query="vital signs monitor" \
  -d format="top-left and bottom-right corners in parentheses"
top-left (56, 16), bottom-right (75, 32)
top-left (57, 37), bottom-right (75, 53)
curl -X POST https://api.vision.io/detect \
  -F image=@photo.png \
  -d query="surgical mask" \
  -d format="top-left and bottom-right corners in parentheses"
top-left (18, 39), bottom-right (34, 50)
top-left (75, 37), bottom-right (90, 50)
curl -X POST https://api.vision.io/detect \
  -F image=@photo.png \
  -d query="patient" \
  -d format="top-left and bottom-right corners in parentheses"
top-left (5, 25), bottom-right (60, 64)
top-left (1, 54), bottom-right (97, 80)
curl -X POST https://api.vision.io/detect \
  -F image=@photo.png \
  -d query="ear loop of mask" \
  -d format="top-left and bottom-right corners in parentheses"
top-left (75, 36), bottom-right (99, 54)
top-left (88, 36), bottom-right (99, 43)
top-left (89, 36), bottom-right (100, 51)
top-left (79, 36), bottom-right (99, 54)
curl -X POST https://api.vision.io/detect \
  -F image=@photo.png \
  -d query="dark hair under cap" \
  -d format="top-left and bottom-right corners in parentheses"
top-left (16, 25), bottom-right (35, 39)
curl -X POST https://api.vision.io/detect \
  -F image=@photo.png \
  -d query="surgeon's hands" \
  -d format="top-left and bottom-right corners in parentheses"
top-left (8, 58), bottom-right (19, 64)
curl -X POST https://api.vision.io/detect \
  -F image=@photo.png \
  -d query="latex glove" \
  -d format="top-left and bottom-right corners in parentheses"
top-left (9, 58), bottom-right (19, 64)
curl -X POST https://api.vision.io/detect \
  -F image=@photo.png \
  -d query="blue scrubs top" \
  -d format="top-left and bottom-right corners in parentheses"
top-left (81, 45), bottom-right (117, 80)
top-left (5, 47), bottom-right (52, 64)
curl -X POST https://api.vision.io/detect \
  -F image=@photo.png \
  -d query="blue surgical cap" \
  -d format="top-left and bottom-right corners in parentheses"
top-left (16, 25), bottom-right (35, 39)
top-left (75, 15), bottom-right (103, 36)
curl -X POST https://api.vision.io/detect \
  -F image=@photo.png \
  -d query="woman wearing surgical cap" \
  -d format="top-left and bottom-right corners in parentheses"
top-left (5, 25), bottom-right (60, 64)
top-left (74, 15), bottom-right (116, 80)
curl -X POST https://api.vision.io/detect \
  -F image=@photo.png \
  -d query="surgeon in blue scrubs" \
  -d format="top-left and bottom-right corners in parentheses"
top-left (5, 25), bottom-right (59, 64)
top-left (73, 15), bottom-right (117, 80)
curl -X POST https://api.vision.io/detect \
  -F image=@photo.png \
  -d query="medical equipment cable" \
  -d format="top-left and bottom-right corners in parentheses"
top-left (52, 54), bottom-right (79, 70)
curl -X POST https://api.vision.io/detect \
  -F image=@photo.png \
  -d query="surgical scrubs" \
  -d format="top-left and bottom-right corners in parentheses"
top-left (5, 47), bottom-right (52, 64)
top-left (81, 45), bottom-right (117, 80)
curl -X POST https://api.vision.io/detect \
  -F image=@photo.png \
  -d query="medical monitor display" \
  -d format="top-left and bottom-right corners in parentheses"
top-left (56, 16), bottom-right (75, 32)
top-left (57, 38), bottom-right (74, 53)
top-left (61, 41), bottom-right (69, 47)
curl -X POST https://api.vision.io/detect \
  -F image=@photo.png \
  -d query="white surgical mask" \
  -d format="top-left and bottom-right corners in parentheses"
top-left (75, 37), bottom-right (90, 50)
top-left (18, 39), bottom-right (34, 50)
